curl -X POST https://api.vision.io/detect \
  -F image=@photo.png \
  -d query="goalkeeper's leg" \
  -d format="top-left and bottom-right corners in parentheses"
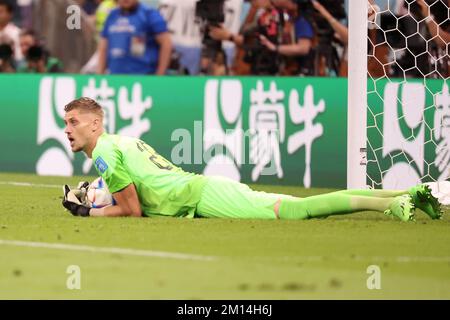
top-left (196, 176), bottom-right (291, 219)
top-left (278, 190), bottom-right (417, 221)
top-left (336, 186), bottom-right (442, 219)
top-left (277, 192), bottom-right (398, 220)
top-left (195, 176), bottom-right (414, 221)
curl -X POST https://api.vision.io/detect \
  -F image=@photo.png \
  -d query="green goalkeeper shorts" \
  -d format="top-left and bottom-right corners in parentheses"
top-left (196, 176), bottom-right (295, 219)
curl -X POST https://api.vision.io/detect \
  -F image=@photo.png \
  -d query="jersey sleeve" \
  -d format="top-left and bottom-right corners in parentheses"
top-left (93, 141), bottom-right (133, 194)
top-left (146, 9), bottom-right (168, 35)
top-left (100, 9), bottom-right (114, 39)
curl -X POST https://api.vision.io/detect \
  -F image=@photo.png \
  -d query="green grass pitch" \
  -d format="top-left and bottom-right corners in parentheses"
top-left (0, 172), bottom-right (449, 299)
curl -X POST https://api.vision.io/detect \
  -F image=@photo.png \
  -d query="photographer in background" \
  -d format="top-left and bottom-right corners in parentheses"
top-left (417, 0), bottom-right (450, 49)
top-left (18, 29), bottom-right (36, 57)
top-left (16, 29), bottom-right (36, 70)
top-left (300, 0), bottom-right (347, 77)
top-left (311, 0), bottom-right (348, 45)
top-left (209, 0), bottom-right (313, 75)
top-left (291, 0), bottom-right (375, 77)
top-left (195, 0), bottom-right (228, 75)
top-left (258, 0), bottom-right (314, 75)
top-left (382, 0), bottom-right (448, 78)
top-left (208, 0), bottom-right (271, 75)
top-left (310, 0), bottom-right (348, 76)
top-left (17, 44), bottom-right (63, 73)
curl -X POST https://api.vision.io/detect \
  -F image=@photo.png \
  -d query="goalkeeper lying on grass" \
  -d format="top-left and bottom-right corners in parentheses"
top-left (62, 97), bottom-right (443, 222)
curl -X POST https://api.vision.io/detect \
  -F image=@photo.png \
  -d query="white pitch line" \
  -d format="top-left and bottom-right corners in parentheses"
top-left (0, 181), bottom-right (61, 189)
top-left (267, 255), bottom-right (450, 263)
top-left (1, 239), bottom-right (449, 264)
top-left (338, 255), bottom-right (450, 263)
top-left (0, 239), bottom-right (216, 262)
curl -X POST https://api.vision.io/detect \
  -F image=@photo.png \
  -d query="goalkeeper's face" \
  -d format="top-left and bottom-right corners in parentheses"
top-left (64, 109), bottom-right (101, 153)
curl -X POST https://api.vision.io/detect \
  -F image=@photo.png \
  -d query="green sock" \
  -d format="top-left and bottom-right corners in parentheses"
top-left (278, 192), bottom-right (395, 220)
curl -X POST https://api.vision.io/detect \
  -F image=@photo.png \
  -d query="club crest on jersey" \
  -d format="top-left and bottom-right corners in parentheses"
top-left (95, 157), bottom-right (108, 174)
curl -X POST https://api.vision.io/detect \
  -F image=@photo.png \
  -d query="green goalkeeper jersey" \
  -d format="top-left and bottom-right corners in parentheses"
top-left (92, 133), bottom-right (207, 218)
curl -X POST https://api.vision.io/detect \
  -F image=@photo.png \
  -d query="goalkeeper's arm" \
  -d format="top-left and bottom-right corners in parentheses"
top-left (90, 183), bottom-right (142, 217)
top-left (63, 183), bottom-right (142, 217)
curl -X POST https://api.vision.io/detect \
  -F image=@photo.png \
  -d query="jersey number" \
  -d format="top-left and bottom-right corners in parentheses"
top-left (136, 141), bottom-right (173, 171)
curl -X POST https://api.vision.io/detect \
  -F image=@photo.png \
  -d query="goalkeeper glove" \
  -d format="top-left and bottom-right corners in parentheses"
top-left (77, 181), bottom-right (90, 191)
top-left (62, 185), bottom-right (91, 217)
top-left (71, 181), bottom-right (89, 205)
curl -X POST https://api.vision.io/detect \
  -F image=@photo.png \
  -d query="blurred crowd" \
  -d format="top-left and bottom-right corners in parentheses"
top-left (0, 0), bottom-right (449, 78)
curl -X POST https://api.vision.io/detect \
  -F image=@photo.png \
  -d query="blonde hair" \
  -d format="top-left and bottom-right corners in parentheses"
top-left (64, 97), bottom-right (104, 118)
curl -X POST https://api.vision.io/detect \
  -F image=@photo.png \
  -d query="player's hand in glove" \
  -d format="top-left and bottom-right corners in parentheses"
top-left (77, 181), bottom-right (90, 190)
top-left (62, 185), bottom-right (91, 217)
top-left (73, 181), bottom-right (90, 205)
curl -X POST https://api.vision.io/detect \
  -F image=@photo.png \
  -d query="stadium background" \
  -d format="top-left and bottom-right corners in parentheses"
top-left (1, 0), bottom-right (448, 190)
top-left (0, 0), bottom-right (449, 300)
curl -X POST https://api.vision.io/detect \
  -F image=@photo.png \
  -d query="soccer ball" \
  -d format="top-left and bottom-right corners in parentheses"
top-left (86, 177), bottom-right (115, 208)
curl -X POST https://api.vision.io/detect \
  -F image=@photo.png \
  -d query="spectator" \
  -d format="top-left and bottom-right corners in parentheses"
top-left (311, 0), bottom-right (349, 76)
top-left (77, 0), bottom-right (103, 33)
top-left (312, 0), bottom-right (379, 46)
top-left (97, 0), bottom-right (172, 75)
top-left (311, 0), bottom-right (378, 77)
top-left (16, 29), bottom-right (35, 69)
top-left (81, 0), bottom-right (102, 16)
top-left (81, 0), bottom-right (117, 74)
top-left (17, 44), bottom-right (63, 73)
top-left (209, 0), bottom-right (314, 75)
top-left (417, 0), bottom-right (450, 49)
top-left (383, 0), bottom-right (446, 78)
top-left (0, 0), bottom-right (22, 61)
top-left (19, 29), bottom-right (35, 57)
top-left (311, 0), bottom-right (348, 45)
top-left (96, 0), bottom-right (117, 36)
top-left (211, 49), bottom-right (227, 76)
top-left (258, 0), bottom-right (314, 64)
top-left (15, 30), bottom-right (63, 73)
top-left (208, 0), bottom-right (272, 75)
top-left (0, 41), bottom-right (14, 72)
top-left (209, 0), bottom-right (272, 48)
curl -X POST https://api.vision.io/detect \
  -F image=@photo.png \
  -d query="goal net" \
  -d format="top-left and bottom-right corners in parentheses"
top-left (348, 0), bottom-right (450, 190)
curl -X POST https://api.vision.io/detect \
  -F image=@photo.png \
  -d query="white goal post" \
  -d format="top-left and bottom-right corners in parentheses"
top-left (347, 0), bottom-right (368, 189)
top-left (347, 0), bottom-right (450, 190)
